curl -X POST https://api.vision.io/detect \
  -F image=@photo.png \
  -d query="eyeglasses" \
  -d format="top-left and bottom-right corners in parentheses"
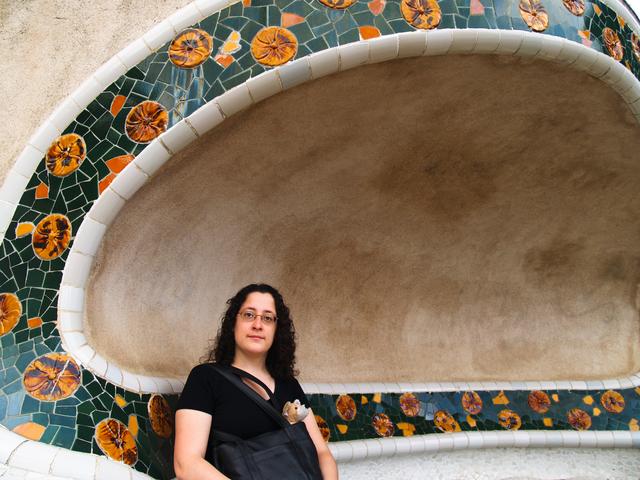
top-left (238, 310), bottom-right (277, 325)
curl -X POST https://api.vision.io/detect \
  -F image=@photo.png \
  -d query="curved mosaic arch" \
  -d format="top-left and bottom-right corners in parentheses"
top-left (59, 28), bottom-right (640, 395)
top-left (1, 0), bottom-right (640, 477)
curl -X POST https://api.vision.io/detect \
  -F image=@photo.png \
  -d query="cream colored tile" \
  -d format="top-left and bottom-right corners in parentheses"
top-left (88, 188), bottom-right (126, 227)
top-left (159, 120), bottom-right (198, 154)
top-left (73, 217), bottom-right (107, 257)
top-left (217, 85), bottom-right (253, 117)
top-left (278, 58), bottom-right (312, 90)
top-left (339, 42), bottom-right (369, 71)
top-left (246, 70), bottom-right (283, 103)
top-left (397, 31), bottom-right (427, 58)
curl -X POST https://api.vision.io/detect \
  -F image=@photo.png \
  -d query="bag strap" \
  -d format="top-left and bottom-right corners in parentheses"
top-left (211, 364), bottom-right (289, 429)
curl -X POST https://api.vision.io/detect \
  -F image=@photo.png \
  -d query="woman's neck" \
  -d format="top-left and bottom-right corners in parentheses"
top-left (231, 351), bottom-right (270, 378)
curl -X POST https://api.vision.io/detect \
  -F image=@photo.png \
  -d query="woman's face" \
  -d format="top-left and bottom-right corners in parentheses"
top-left (234, 291), bottom-right (277, 357)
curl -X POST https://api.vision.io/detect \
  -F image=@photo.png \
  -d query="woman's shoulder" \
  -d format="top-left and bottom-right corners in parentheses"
top-left (186, 362), bottom-right (225, 382)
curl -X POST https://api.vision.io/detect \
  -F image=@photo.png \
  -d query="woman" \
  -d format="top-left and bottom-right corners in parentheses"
top-left (174, 283), bottom-right (338, 479)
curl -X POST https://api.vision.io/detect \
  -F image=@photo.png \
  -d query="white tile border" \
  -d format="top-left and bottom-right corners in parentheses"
top-left (327, 431), bottom-right (640, 463)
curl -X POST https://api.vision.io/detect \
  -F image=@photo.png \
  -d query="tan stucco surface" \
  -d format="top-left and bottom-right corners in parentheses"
top-left (86, 54), bottom-right (640, 382)
top-left (0, 0), bottom-right (190, 185)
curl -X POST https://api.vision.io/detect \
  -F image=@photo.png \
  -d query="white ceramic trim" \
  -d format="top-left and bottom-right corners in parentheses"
top-left (8, 441), bottom-right (59, 474)
top-left (325, 431), bottom-right (640, 462)
top-left (278, 58), bottom-right (313, 90)
top-left (50, 447), bottom-right (98, 480)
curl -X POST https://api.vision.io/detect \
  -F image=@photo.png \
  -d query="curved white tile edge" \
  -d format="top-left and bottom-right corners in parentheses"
top-left (1, 424), bottom-right (638, 479)
top-left (45, 28), bottom-right (640, 394)
top-left (0, 424), bottom-right (153, 480)
top-left (327, 430), bottom-right (640, 463)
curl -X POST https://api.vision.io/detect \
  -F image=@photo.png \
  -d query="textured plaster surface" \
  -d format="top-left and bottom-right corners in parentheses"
top-left (86, 55), bottom-right (640, 382)
top-left (0, 0), bottom-right (190, 185)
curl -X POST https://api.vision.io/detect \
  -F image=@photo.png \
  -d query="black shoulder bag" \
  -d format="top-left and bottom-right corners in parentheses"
top-left (208, 365), bottom-right (323, 480)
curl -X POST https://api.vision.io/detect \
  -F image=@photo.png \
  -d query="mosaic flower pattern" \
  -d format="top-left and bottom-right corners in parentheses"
top-left (519, 0), bottom-right (549, 32)
top-left (527, 390), bottom-right (551, 413)
top-left (567, 408), bottom-right (592, 430)
top-left (318, 0), bottom-right (357, 9)
top-left (0, 293), bottom-right (21, 336)
top-left (251, 27), bottom-right (298, 67)
top-left (632, 33), bottom-right (640, 61)
top-left (148, 394), bottom-right (174, 438)
top-left (434, 410), bottom-right (461, 433)
top-left (600, 390), bottom-right (625, 413)
top-left (372, 413), bottom-right (395, 436)
top-left (169, 28), bottom-right (214, 68)
top-left (45, 133), bottom-right (86, 177)
top-left (336, 394), bottom-right (357, 421)
top-left (32, 214), bottom-right (71, 260)
top-left (498, 409), bottom-right (522, 430)
top-left (95, 418), bottom-right (138, 465)
top-left (603, 27), bottom-right (624, 61)
top-left (315, 414), bottom-right (331, 442)
top-left (399, 392), bottom-right (420, 416)
top-left (23, 353), bottom-right (81, 401)
top-left (125, 101), bottom-right (168, 143)
top-left (562, 0), bottom-right (585, 16)
top-left (400, 0), bottom-right (442, 30)
top-left (462, 391), bottom-right (483, 415)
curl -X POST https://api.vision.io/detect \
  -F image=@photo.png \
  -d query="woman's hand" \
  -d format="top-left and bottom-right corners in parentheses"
top-left (174, 409), bottom-right (230, 480)
top-left (303, 409), bottom-right (339, 479)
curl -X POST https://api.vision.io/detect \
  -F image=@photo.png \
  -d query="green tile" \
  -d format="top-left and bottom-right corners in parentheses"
top-left (52, 426), bottom-right (76, 448)
top-left (289, 21), bottom-right (315, 42)
top-left (73, 438), bottom-right (93, 453)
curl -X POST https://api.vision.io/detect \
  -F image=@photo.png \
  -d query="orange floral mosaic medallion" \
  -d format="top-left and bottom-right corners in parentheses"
top-left (169, 28), bottom-right (214, 68)
top-left (32, 214), bottom-right (72, 260)
top-left (372, 413), bottom-right (395, 437)
top-left (527, 390), bottom-right (551, 414)
top-left (45, 133), bottom-right (86, 177)
top-left (95, 418), bottom-right (138, 465)
top-left (433, 410), bottom-right (461, 433)
top-left (125, 101), bottom-right (168, 143)
top-left (497, 409), bottom-right (522, 430)
top-left (0, 293), bottom-right (22, 336)
top-left (401, 0), bottom-right (442, 30)
top-left (315, 415), bottom-right (331, 442)
top-left (600, 390), bottom-right (625, 413)
top-left (23, 353), bottom-right (81, 401)
top-left (602, 27), bottom-right (624, 61)
top-left (632, 33), bottom-right (640, 61)
top-left (148, 394), bottom-right (174, 438)
top-left (318, 0), bottom-right (357, 9)
top-left (519, 0), bottom-right (549, 32)
top-left (461, 391), bottom-right (483, 415)
top-left (399, 392), bottom-right (420, 417)
top-left (561, 0), bottom-right (584, 16)
top-left (567, 408), bottom-right (591, 430)
top-left (251, 27), bottom-right (298, 67)
top-left (336, 394), bottom-right (357, 421)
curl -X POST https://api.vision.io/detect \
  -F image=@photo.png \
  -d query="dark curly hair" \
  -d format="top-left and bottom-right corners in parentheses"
top-left (204, 283), bottom-right (299, 379)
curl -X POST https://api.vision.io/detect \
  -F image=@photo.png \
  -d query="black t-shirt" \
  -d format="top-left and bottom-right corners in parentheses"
top-left (176, 363), bottom-right (310, 445)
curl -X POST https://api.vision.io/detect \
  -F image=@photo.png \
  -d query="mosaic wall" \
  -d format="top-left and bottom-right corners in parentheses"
top-left (1, 0), bottom-right (640, 477)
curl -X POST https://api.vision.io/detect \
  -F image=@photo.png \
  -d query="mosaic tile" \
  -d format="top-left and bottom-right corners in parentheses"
top-left (1, 0), bottom-right (640, 477)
